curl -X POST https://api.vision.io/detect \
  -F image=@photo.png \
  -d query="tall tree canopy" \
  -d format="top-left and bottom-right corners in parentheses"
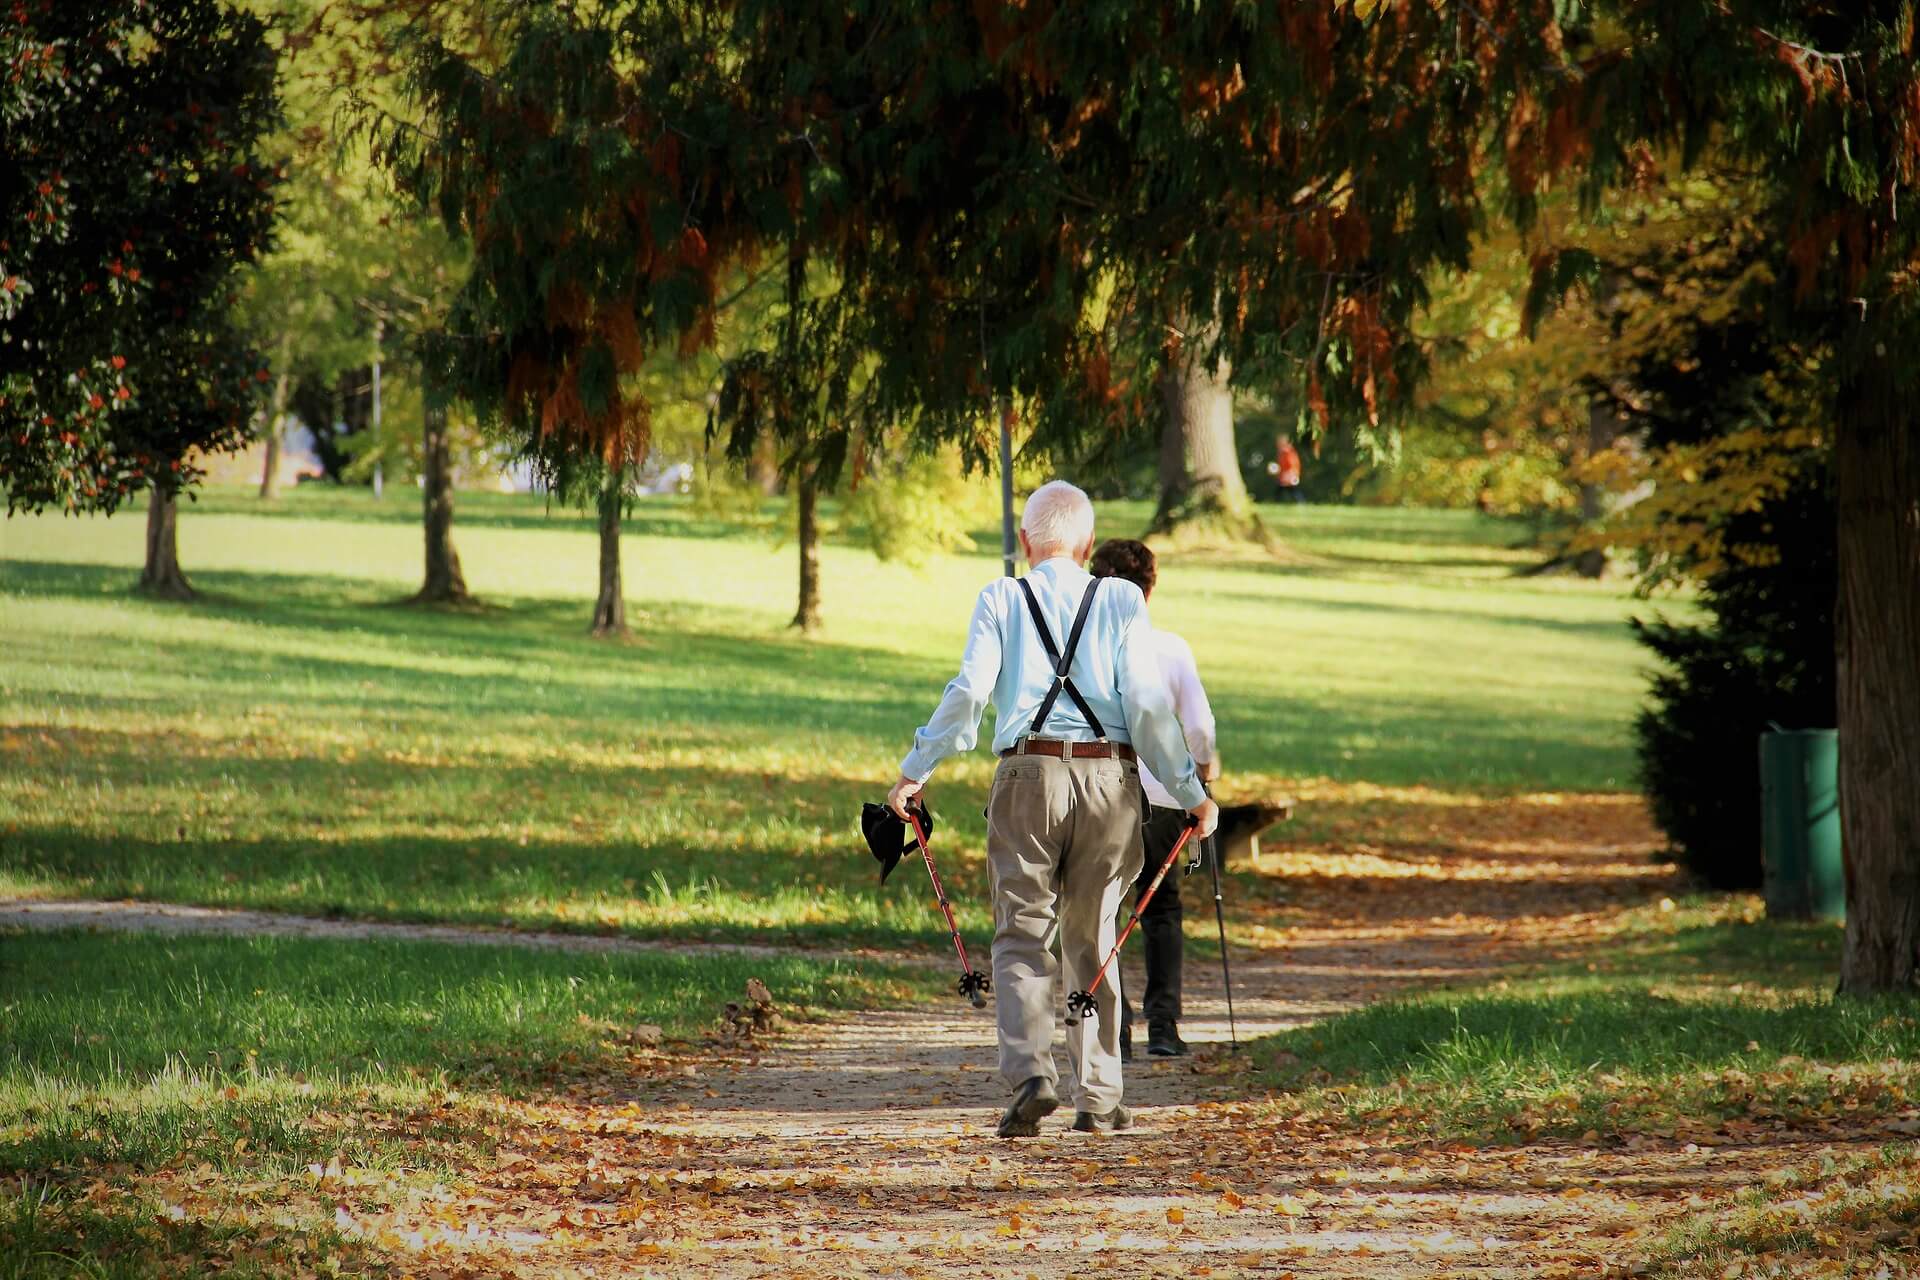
top-left (1531, 3), bottom-right (1920, 992)
top-left (367, 1), bottom-right (1519, 477)
top-left (1, 0), bottom-right (281, 537)
top-left (374, 0), bottom-right (1920, 990)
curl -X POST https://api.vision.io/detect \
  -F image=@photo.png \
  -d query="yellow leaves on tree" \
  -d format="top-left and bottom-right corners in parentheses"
top-left (1572, 424), bottom-right (1828, 582)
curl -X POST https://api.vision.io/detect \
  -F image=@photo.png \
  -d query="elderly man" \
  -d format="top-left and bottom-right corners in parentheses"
top-left (887, 480), bottom-right (1219, 1137)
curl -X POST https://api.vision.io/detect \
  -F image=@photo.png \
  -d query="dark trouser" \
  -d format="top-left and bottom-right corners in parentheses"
top-left (1121, 805), bottom-right (1188, 1032)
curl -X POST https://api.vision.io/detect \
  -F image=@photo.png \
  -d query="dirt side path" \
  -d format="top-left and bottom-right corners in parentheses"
top-left (0, 898), bottom-right (929, 968)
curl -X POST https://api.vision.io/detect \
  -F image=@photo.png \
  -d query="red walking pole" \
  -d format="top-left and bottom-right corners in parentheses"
top-left (903, 803), bottom-right (991, 1009)
top-left (1064, 816), bottom-right (1201, 1025)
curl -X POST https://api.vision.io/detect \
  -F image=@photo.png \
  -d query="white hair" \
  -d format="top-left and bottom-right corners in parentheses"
top-left (1021, 480), bottom-right (1095, 556)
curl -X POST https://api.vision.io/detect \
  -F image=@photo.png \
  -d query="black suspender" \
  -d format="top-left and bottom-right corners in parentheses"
top-left (1016, 576), bottom-right (1106, 738)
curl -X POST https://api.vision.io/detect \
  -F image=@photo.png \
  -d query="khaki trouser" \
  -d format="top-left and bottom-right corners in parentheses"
top-left (986, 750), bottom-right (1145, 1113)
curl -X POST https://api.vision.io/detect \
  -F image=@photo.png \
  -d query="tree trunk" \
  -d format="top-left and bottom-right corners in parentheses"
top-left (1147, 325), bottom-right (1265, 543)
top-left (1574, 395), bottom-right (1627, 578)
top-left (591, 470), bottom-right (627, 637)
top-left (748, 435), bottom-right (783, 497)
top-left (258, 333), bottom-right (293, 500)
top-left (139, 485), bottom-right (194, 601)
top-left (791, 465), bottom-right (821, 632)
top-left (411, 400), bottom-right (471, 605)
top-left (1835, 350), bottom-right (1920, 995)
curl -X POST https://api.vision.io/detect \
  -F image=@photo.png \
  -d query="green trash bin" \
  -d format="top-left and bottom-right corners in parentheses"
top-left (1759, 728), bottom-right (1845, 922)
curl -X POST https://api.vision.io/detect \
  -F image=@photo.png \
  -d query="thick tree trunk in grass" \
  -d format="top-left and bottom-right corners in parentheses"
top-left (1574, 396), bottom-right (1627, 579)
top-left (749, 435), bottom-right (782, 497)
top-left (1836, 351), bottom-right (1920, 995)
top-left (1148, 323), bottom-right (1265, 543)
top-left (791, 464), bottom-right (821, 632)
top-left (258, 334), bottom-right (292, 500)
top-left (139, 485), bottom-right (193, 600)
top-left (591, 471), bottom-right (627, 637)
top-left (412, 401), bottom-right (471, 605)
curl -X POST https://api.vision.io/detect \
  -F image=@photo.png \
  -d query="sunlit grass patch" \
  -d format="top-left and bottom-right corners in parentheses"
top-left (1251, 903), bottom-right (1918, 1144)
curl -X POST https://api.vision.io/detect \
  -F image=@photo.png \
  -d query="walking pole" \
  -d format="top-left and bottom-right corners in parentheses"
top-left (902, 802), bottom-right (991, 1009)
top-left (1204, 823), bottom-right (1239, 1050)
top-left (1065, 816), bottom-right (1202, 1025)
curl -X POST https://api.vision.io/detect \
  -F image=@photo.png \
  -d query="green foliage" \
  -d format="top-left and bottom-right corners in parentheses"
top-left (1631, 470), bottom-right (1837, 889)
top-left (840, 448), bottom-right (994, 569)
top-left (365, 1), bottom-right (1585, 493)
top-left (0, 0), bottom-right (283, 514)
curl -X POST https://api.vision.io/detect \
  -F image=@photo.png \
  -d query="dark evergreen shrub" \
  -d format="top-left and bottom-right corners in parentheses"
top-left (1632, 473), bottom-right (1836, 888)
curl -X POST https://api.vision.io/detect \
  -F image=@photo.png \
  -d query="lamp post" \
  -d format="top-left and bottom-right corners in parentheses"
top-left (999, 397), bottom-right (1015, 577)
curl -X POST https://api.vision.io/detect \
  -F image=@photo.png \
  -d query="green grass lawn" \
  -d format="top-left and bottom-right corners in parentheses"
top-left (3, 928), bottom-right (910, 1176)
top-left (0, 486), bottom-right (1655, 947)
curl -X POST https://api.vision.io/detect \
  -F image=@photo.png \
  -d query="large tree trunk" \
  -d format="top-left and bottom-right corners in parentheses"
top-left (258, 334), bottom-right (293, 500)
top-left (1836, 352), bottom-right (1920, 995)
top-left (1147, 326), bottom-right (1265, 543)
top-left (791, 465), bottom-right (821, 632)
top-left (411, 401), bottom-right (471, 605)
top-left (591, 470), bottom-right (627, 637)
top-left (139, 485), bottom-right (193, 601)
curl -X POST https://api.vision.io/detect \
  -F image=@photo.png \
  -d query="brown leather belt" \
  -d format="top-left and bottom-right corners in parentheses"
top-left (1001, 737), bottom-right (1137, 763)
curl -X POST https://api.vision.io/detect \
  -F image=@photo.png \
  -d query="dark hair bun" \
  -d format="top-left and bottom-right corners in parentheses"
top-left (1089, 538), bottom-right (1157, 594)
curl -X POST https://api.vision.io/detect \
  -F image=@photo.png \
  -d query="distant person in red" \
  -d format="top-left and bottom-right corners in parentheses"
top-left (1267, 436), bottom-right (1304, 503)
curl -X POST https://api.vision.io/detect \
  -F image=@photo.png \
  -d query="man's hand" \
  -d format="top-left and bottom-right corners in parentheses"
top-left (1198, 755), bottom-right (1221, 784)
top-left (1187, 796), bottom-right (1219, 839)
top-left (887, 774), bottom-right (924, 820)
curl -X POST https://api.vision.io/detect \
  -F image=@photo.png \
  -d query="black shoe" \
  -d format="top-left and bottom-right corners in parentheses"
top-left (1071, 1104), bottom-right (1134, 1133)
top-left (1147, 1021), bottom-right (1189, 1057)
top-left (996, 1076), bottom-right (1061, 1138)
top-left (1119, 1026), bottom-right (1133, 1063)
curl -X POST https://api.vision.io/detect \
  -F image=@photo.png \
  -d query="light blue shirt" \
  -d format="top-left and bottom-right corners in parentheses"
top-left (899, 556), bottom-right (1206, 809)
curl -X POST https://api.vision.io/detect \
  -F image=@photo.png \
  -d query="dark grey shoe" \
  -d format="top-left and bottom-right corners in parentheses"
top-left (1147, 1021), bottom-right (1189, 1057)
top-left (1071, 1104), bottom-right (1134, 1133)
top-left (996, 1076), bottom-right (1061, 1138)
